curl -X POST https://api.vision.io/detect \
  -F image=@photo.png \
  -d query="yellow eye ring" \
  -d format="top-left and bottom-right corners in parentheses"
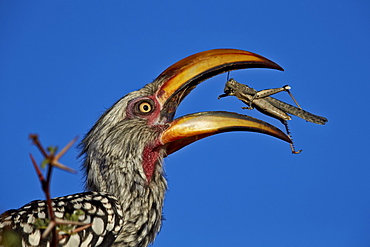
top-left (139, 102), bottom-right (152, 113)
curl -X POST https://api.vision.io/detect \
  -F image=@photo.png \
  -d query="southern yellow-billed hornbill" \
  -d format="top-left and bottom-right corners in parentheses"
top-left (0, 49), bottom-right (291, 246)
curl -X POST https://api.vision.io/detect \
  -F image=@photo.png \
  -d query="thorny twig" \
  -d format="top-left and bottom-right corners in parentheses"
top-left (58, 223), bottom-right (93, 241)
top-left (28, 134), bottom-right (89, 246)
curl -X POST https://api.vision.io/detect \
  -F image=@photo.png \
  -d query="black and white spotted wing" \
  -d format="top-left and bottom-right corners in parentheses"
top-left (0, 191), bottom-right (124, 246)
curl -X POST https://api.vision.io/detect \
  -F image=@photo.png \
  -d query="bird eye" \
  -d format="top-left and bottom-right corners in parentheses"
top-left (133, 99), bottom-right (155, 116)
top-left (139, 102), bottom-right (152, 113)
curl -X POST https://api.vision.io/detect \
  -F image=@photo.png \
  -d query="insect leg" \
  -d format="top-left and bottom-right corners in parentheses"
top-left (249, 85), bottom-right (303, 110)
top-left (283, 85), bottom-right (302, 109)
top-left (282, 120), bottom-right (302, 154)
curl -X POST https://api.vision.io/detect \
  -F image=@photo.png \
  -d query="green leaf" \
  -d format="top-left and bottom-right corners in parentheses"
top-left (1, 230), bottom-right (22, 246)
top-left (46, 146), bottom-right (58, 155)
top-left (34, 218), bottom-right (50, 229)
top-left (41, 158), bottom-right (50, 169)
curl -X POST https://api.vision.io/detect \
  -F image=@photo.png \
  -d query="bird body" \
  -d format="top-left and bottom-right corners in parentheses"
top-left (0, 49), bottom-right (291, 247)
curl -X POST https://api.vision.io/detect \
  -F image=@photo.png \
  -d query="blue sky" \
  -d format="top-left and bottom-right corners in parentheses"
top-left (1, 1), bottom-right (369, 246)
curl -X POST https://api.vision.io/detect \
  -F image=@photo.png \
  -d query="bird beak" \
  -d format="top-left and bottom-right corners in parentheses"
top-left (153, 49), bottom-right (291, 154)
top-left (161, 111), bottom-right (292, 155)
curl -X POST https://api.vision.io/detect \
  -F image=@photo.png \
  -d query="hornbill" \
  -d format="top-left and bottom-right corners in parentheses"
top-left (0, 49), bottom-right (291, 247)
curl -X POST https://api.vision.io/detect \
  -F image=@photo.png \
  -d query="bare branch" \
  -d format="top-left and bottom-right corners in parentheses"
top-left (30, 154), bottom-right (45, 183)
top-left (29, 134), bottom-right (49, 158)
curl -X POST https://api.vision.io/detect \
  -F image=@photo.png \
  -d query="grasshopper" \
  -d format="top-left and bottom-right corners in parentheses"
top-left (218, 78), bottom-right (328, 154)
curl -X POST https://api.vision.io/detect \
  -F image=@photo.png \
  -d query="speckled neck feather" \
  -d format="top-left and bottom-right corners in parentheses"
top-left (80, 82), bottom-right (168, 247)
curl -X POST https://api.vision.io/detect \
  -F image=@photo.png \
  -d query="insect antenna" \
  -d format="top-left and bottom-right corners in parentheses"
top-left (226, 71), bottom-right (230, 81)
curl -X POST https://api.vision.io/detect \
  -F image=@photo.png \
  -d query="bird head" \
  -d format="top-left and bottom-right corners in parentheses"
top-left (80, 49), bottom-right (291, 196)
